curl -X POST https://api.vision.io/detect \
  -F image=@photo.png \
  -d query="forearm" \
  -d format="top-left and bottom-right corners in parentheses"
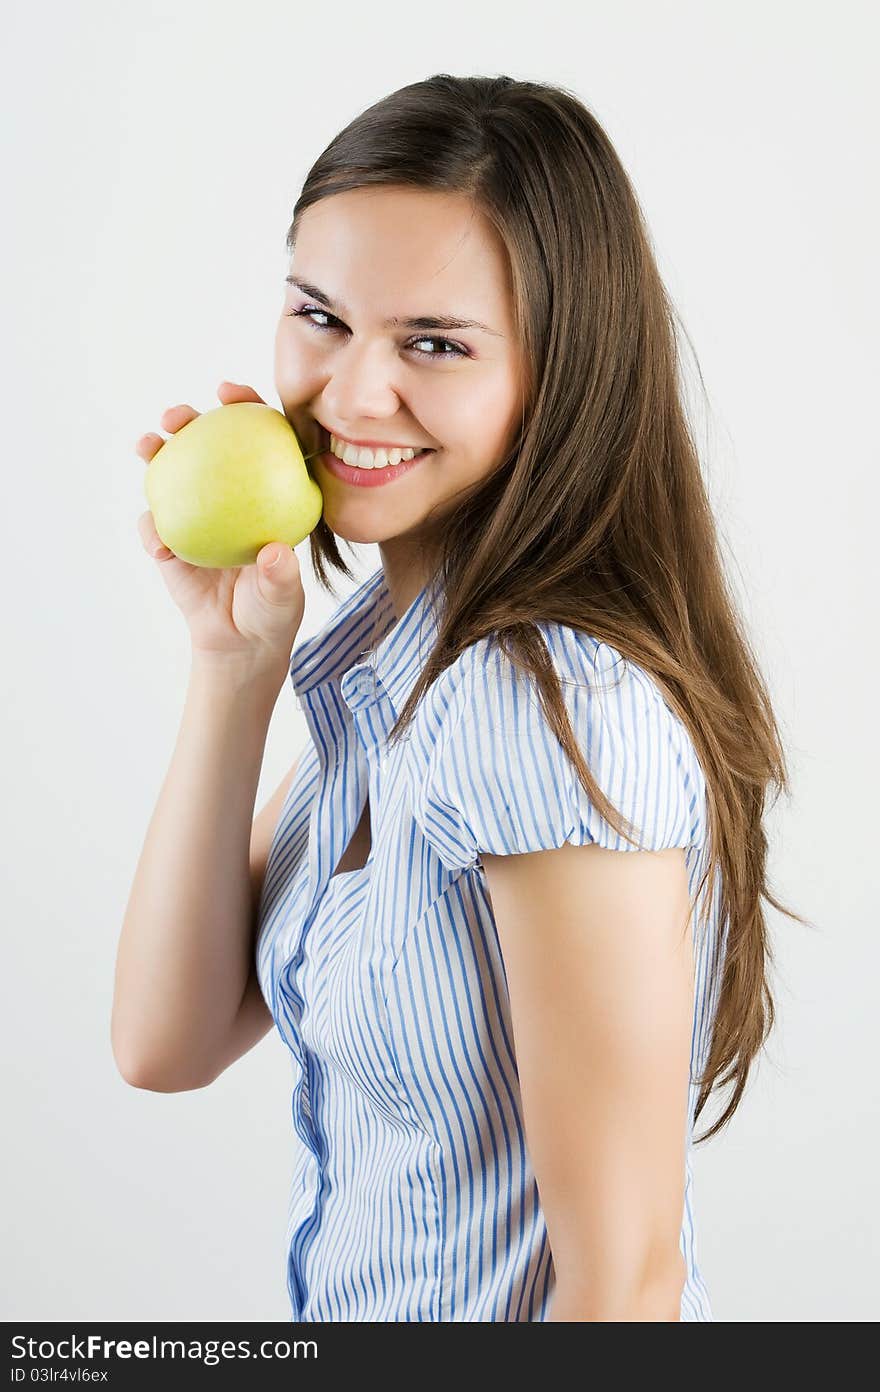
top-left (111, 654), bottom-right (286, 1090)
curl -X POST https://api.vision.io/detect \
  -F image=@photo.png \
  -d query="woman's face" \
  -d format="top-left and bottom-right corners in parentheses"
top-left (275, 185), bottom-right (525, 575)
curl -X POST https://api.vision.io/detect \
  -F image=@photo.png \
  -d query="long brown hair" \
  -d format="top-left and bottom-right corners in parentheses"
top-left (285, 74), bottom-right (811, 1144)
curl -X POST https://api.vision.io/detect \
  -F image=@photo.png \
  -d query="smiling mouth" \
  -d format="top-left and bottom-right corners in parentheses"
top-left (317, 443), bottom-right (434, 488)
top-left (306, 422), bottom-right (439, 460)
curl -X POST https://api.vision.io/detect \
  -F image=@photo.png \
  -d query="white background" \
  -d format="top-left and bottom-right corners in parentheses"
top-left (1, 0), bottom-right (876, 1322)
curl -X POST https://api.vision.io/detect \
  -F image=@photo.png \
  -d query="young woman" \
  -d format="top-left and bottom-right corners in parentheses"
top-left (115, 74), bottom-right (804, 1322)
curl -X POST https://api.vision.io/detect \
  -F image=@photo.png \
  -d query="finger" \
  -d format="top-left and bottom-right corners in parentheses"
top-left (217, 380), bottom-right (266, 405)
top-left (160, 403), bottom-right (200, 432)
top-left (135, 431), bottom-right (166, 463)
top-left (256, 543), bottom-right (299, 604)
top-left (137, 510), bottom-right (173, 559)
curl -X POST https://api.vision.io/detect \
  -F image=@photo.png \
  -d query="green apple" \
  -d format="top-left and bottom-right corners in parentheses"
top-left (144, 401), bottom-right (323, 567)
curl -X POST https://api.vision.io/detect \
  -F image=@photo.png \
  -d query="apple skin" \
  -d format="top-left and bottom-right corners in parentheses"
top-left (144, 401), bottom-right (324, 567)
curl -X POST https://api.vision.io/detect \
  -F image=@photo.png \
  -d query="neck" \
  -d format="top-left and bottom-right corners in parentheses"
top-left (378, 537), bottom-right (437, 622)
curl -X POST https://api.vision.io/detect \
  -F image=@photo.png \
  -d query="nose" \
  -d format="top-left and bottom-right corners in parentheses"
top-left (320, 338), bottom-right (403, 425)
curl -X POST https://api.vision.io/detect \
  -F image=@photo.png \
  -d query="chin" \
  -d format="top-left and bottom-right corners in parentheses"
top-left (324, 514), bottom-right (394, 545)
top-left (333, 526), bottom-right (383, 545)
top-left (327, 510), bottom-right (423, 547)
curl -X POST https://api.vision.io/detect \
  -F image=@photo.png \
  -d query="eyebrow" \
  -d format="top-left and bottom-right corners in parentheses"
top-left (284, 276), bottom-right (503, 337)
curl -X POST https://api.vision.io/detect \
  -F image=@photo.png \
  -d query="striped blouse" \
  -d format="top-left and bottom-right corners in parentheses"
top-left (256, 563), bottom-right (726, 1322)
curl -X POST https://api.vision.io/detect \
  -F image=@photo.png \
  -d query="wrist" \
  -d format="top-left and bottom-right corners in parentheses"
top-left (188, 647), bottom-right (291, 698)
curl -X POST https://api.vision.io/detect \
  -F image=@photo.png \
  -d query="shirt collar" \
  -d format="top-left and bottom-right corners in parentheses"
top-left (290, 564), bottom-right (443, 720)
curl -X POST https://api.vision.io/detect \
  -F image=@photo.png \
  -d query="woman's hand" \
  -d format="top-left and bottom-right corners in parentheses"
top-left (136, 381), bottom-right (306, 674)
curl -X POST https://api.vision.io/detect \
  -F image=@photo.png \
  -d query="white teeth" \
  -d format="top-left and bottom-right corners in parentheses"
top-left (330, 434), bottom-right (420, 469)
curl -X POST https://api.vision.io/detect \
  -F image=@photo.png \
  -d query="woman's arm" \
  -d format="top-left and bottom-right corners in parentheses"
top-left (480, 840), bottom-right (694, 1322)
top-left (111, 656), bottom-right (290, 1092)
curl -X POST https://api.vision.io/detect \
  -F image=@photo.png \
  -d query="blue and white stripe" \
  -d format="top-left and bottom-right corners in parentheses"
top-left (256, 564), bottom-right (726, 1321)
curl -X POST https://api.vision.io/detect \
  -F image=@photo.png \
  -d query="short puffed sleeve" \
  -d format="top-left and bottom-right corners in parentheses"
top-left (405, 628), bottom-right (707, 876)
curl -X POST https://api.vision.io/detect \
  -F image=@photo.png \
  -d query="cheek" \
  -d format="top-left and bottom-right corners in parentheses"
top-left (274, 326), bottom-right (319, 394)
top-left (441, 378), bottom-right (520, 459)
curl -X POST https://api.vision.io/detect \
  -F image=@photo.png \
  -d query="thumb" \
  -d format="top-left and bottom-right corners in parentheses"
top-left (256, 543), bottom-right (297, 599)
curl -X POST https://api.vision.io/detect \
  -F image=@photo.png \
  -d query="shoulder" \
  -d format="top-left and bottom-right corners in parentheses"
top-left (416, 622), bottom-right (691, 765)
top-left (404, 623), bottom-right (708, 874)
top-left (414, 622), bottom-right (620, 723)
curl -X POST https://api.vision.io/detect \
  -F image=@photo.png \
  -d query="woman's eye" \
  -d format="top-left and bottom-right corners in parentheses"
top-left (287, 305), bottom-right (468, 360)
top-left (288, 305), bottom-right (336, 333)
